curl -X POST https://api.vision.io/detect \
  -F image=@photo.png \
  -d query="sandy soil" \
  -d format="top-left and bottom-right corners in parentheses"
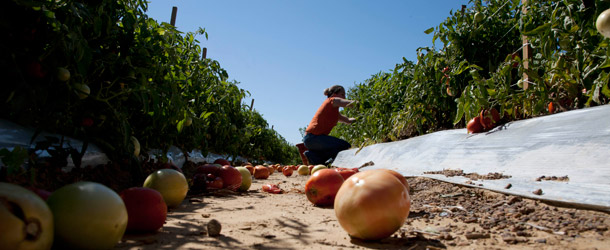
top-left (116, 168), bottom-right (610, 250)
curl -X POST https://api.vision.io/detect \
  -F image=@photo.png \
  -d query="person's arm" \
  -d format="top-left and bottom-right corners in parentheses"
top-left (332, 97), bottom-right (358, 108)
top-left (338, 113), bottom-right (356, 124)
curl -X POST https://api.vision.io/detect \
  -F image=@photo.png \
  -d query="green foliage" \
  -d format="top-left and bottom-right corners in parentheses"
top-left (333, 0), bottom-right (609, 147)
top-left (0, 147), bottom-right (29, 175)
top-left (0, 0), bottom-right (299, 166)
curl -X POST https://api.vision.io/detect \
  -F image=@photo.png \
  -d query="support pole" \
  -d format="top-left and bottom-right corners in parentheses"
top-left (170, 6), bottom-right (178, 26)
top-left (202, 47), bottom-right (207, 59)
top-left (521, 0), bottom-right (531, 90)
top-left (250, 99), bottom-right (254, 111)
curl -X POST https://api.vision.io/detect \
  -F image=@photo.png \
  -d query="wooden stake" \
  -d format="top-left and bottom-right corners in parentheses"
top-left (521, 0), bottom-right (531, 90)
top-left (250, 99), bottom-right (254, 111)
top-left (202, 47), bottom-right (207, 59)
top-left (170, 6), bottom-right (178, 26)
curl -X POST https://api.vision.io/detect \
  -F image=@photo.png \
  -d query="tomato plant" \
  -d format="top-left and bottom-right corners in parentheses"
top-left (0, 0), bottom-right (301, 182)
top-left (332, 0), bottom-right (609, 147)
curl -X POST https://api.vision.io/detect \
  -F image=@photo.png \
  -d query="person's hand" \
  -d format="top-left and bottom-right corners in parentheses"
top-left (346, 100), bottom-right (358, 108)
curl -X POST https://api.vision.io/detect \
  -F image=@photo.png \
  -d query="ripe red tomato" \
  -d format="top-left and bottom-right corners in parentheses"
top-left (120, 187), bottom-right (167, 232)
top-left (282, 166), bottom-right (293, 177)
top-left (160, 162), bottom-right (182, 173)
top-left (548, 102), bottom-right (555, 114)
top-left (207, 176), bottom-right (223, 190)
top-left (334, 170), bottom-right (411, 240)
top-left (27, 186), bottom-right (52, 201)
top-left (214, 158), bottom-right (231, 166)
top-left (195, 164), bottom-right (220, 176)
top-left (479, 108), bottom-right (500, 131)
top-left (305, 169), bottom-right (345, 207)
top-left (467, 116), bottom-right (484, 133)
top-left (253, 165), bottom-right (270, 179)
top-left (511, 53), bottom-right (519, 68)
top-left (262, 184), bottom-right (282, 194)
top-left (81, 117), bottom-right (94, 127)
top-left (218, 165), bottom-right (242, 191)
top-left (335, 168), bottom-right (358, 180)
top-left (245, 165), bottom-right (254, 175)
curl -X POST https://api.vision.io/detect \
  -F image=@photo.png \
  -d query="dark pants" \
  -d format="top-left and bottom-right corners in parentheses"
top-left (302, 133), bottom-right (351, 165)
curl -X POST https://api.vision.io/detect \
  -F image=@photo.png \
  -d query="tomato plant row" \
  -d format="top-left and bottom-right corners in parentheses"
top-left (332, 0), bottom-right (610, 147)
top-left (0, 0), bottom-right (301, 179)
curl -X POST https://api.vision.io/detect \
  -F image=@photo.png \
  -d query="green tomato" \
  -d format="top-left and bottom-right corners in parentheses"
top-left (74, 84), bottom-right (90, 99)
top-left (235, 167), bottom-right (252, 191)
top-left (130, 136), bottom-right (140, 157)
top-left (311, 165), bottom-right (328, 175)
top-left (143, 169), bottom-right (188, 208)
top-left (474, 12), bottom-right (484, 23)
top-left (47, 182), bottom-right (127, 250)
top-left (56, 67), bottom-right (70, 82)
top-left (184, 117), bottom-right (193, 127)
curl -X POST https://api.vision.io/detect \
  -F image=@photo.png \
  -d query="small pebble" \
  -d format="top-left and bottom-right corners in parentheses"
top-left (207, 219), bottom-right (222, 237)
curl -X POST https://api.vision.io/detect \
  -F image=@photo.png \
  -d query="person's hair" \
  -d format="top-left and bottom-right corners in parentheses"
top-left (324, 85), bottom-right (345, 98)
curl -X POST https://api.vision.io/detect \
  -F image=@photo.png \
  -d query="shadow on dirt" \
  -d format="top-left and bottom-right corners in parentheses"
top-left (351, 236), bottom-right (446, 249)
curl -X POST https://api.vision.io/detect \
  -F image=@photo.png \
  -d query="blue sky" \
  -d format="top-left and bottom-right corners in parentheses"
top-left (145, 0), bottom-right (470, 145)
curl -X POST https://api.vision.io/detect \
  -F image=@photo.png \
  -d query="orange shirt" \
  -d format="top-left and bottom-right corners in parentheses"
top-left (306, 97), bottom-right (339, 135)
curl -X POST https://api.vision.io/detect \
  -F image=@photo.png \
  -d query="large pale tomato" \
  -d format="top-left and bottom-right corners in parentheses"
top-left (297, 165), bottom-right (310, 175)
top-left (334, 170), bottom-right (411, 240)
top-left (311, 165), bottom-right (328, 175)
top-left (235, 167), bottom-right (252, 192)
top-left (0, 182), bottom-right (54, 250)
top-left (305, 169), bottom-right (345, 207)
top-left (380, 169), bottom-right (410, 194)
top-left (47, 181), bottom-right (128, 249)
top-left (597, 8), bottom-right (610, 38)
top-left (143, 169), bottom-right (188, 208)
top-left (120, 187), bottom-right (167, 232)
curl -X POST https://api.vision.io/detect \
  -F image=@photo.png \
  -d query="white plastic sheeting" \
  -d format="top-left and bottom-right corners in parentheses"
top-left (333, 105), bottom-right (610, 212)
top-left (0, 119), bottom-right (110, 170)
top-left (0, 119), bottom-right (251, 170)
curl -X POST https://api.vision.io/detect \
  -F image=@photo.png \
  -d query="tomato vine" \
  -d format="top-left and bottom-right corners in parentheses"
top-left (333, 0), bottom-right (610, 147)
top-left (0, 0), bottom-right (300, 173)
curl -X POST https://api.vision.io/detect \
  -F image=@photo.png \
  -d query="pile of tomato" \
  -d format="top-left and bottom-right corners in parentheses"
top-left (1, 157), bottom-right (412, 248)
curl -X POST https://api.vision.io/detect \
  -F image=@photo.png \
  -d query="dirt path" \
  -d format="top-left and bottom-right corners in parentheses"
top-left (116, 169), bottom-right (610, 249)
